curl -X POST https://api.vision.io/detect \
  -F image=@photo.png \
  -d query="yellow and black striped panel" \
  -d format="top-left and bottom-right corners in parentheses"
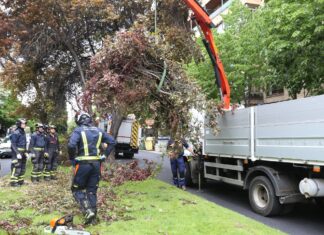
top-left (130, 121), bottom-right (140, 149)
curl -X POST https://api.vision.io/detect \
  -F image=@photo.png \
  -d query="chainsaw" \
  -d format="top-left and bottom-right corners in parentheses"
top-left (44, 215), bottom-right (91, 235)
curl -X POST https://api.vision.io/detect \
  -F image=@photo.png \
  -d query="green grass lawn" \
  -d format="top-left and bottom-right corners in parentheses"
top-left (0, 164), bottom-right (285, 235)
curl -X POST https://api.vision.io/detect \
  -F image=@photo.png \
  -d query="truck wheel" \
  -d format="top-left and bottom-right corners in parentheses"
top-left (123, 153), bottom-right (134, 159)
top-left (185, 161), bottom-right (193, 187)
top-left (249, 176), bottom-right (282, 216)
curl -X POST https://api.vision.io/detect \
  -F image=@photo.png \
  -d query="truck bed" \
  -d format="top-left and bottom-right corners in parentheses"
top-left (204, 95), bottom-right (324, 165)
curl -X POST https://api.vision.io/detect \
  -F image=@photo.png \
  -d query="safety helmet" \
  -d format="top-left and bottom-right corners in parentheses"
top-left (43, 124), bottom-right (50, 133)
top-left (75, 111), bottom-right (92, 126)
top-left (49, 124), bottom-right (56, 129)
top-left (35, 123), bottom-right (44, 129)
top-left (16, 118), bottom-right (27, 128)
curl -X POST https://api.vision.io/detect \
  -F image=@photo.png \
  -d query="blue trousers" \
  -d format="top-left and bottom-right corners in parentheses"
top-left (170, 156), bottom-right (185, 187)
top-left (71, 161), bottom-right (100, 214)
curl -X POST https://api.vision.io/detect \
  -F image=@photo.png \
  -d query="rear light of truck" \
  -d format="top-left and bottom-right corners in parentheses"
top-left (313, 166), bottom-right (321, 173)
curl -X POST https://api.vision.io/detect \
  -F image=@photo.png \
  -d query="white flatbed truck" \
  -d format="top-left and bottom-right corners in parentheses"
top-left (187, 95), bottom-right (324, 216)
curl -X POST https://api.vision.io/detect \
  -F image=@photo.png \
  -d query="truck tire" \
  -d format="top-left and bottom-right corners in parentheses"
top-left (123, 153), bottom-right (134, 159)
top-left (185, 161), bottom-right (193, 187)
top-left (249, 176), bottom-right (282, 216)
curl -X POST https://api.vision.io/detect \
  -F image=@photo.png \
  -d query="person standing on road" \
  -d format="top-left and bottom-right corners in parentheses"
top-left (68, 112), bottom-right (116, 224)
top-left (10, 118), bottom-right (28, 187)
top-left (29, 123), bottom-right (46, 183)
top-left (44, 125), bottom-right (61, 181)
top-left (167, 136), bottom-right (195, 190)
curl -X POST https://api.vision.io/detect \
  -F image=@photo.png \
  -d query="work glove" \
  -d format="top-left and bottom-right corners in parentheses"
top-left (99, 154), bottom-right (106, 162)
top-left (17, 154), bottom-right (22, 160)
top-left (44, 152), bottom-right (49, 158)
top-left (59, 151), bottom-right (62, 155)
top-left (101, 143), bottom-right (108, 150)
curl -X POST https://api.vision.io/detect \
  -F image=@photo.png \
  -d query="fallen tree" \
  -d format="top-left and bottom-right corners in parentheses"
top-left (82, 28), bottom-right (219, 144)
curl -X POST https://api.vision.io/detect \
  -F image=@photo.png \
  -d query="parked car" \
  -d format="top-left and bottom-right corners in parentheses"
top-left (0, 136), bottom-right (12, 158)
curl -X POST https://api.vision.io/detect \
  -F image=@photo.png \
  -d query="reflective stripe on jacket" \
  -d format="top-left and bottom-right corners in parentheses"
top-left (68, 125), bottom-right (116, 161)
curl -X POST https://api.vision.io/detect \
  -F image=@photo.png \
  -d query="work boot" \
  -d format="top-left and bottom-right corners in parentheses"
top-left (181, 185), bottom-right (186, 191)
top-left (84, 209), bottom-right (96, 225)
top-left (44, 176), bottom-right (51, 181)
top-left (50, 175), bottom-right (57, 180)
top-left (89, 217), bottom-right (99, 225)
top-left (10, 182), bottom-right (20, 187)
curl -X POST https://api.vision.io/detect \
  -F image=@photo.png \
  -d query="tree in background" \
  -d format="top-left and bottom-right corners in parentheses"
top-left (0, 0), bottom-right (202, 126)
top-left (0, 0), bottom-right (118, 123)
top-left (0, 88), bottom-right (20, 136)
top-left (186, 0), bottom-right (324, 104)
top-left (186, 1), bottom-right (269, 105)
top-left (264, 0), bottom-right (324, 98)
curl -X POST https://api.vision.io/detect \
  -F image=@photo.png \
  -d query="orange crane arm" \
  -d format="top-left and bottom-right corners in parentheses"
top-left (182, 0), bottom-right (231, 109)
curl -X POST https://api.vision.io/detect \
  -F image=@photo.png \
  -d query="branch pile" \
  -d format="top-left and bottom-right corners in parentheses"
top-left (83, 29), bottom-right (219, 138)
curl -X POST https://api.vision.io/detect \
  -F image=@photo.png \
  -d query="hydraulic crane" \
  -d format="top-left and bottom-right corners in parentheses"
top-left (182, 0), bottom-right (231, 109)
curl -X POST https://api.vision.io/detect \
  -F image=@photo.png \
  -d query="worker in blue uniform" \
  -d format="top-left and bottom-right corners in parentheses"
top-left (68, 112), bottom-right (116, 225)
top-left (29, 123), bottom-right (46, 182)
top-left (167, 137), bottom-right (195, 190)
top-left (10, 118), bottom-right (28, 187)
top-left (44, 124), bottom-right (61, 180)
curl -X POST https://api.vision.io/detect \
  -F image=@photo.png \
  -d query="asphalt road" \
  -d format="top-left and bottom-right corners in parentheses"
top-left (1, 151), bottom-right (323, 234)
top-left (134, 150), bottom-right (324, 235)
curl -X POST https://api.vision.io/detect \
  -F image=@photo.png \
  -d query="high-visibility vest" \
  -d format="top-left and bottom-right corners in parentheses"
top-left (77, 131), bottom-right (102, 161)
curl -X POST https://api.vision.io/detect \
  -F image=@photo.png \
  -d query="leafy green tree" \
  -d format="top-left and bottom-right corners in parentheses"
top-left (186, 1), bottom-right (268, 105)
top-left (0, 88), bottom-right (20, 135)
top-left (264, 0), bottom-right (324, 98)
top-left (186, 0), bottom-right (324, 104)
top-left (0, 0), bottom-right (118, 123)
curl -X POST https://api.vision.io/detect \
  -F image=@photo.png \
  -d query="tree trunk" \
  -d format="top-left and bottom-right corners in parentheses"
top-left (66, 42), bottom-right (86, 85)
top-left (292, 93), bottom-right (297, 99)
top-left (65, 42), bottom-right (94, 113)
